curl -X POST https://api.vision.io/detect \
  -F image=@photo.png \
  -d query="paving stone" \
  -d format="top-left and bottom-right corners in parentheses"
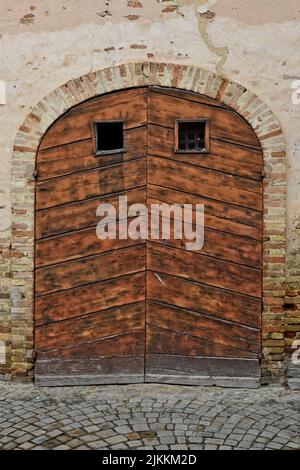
top-left (0, 383), bottom-right (299, 451)
top-left (80, 434), bottom-right (99, 443)
top-left (224, 438), bottom-right (239, 446)
top-left (97, 429), bottom-right (116, 439)
top-left (15, 434), bottom-right (34, 444)
top-left (127, 440), bottom-right (143, 448)
top-left (98, 422), bottom-right (114, 431)
top-left (66, 428), bottom-right (85, 438)
top-left (115, 426), bottom-right (131, 434)
top-left (66, 438), bottom-right (83, 448)
top-left (2, 442), bottom-right (18, 450)
top-left (140, 431), bottom-right (157, 438)
top-left (188, 436), bottom-right (204, 445)
top-left (160, 436), bottom-right (176, 445)
top-left (143, 438), bottom-right (160, 446)
top-left (285, 442), bottom-right (300, 449)
top-left (250, 443), bottom-right (265, 449)
top-left (88, 440), bottom-right (107, 449)
top-left (0, 428), bottom-right (15, 436)
top-left (127, 432), bottom-right (141, 440)
top-left (266, 442), bottom-right (283, 449)
top-left (111, 443), bottom-right (128, 449)
top-left (132, 423), bottom-right (150, 432)
top-left (19, 442), bottom-right (35, 450)
top-left (105, 435), bottom-right (127, 445)
top-left (170, 444), bottom-right (187, 450)
top-left (84, 425), bottom-right (99, 433)
top-left (48, 429), bottom-right (63, 438)
top-left (56, 435), bottom-right (71, 444)
top-left (10, 429), bottom-right (26, 438)
top-left (22, 425), bottom-right (36, 433)
top-left (204, 438), bottom-right (223, 445)
top-left (32, 435), bottom-right (49, 444)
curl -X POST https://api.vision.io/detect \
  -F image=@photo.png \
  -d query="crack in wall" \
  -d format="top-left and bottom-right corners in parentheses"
top-left (176, 0), bottom-right (229, 73)
top-left (196, 10), bottom-right (229, 73)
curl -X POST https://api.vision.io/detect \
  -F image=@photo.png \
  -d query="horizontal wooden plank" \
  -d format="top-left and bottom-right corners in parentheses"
top-left (148, 213), bottom-right (261, 268)
top-left (147, 325), bottom-right (257, 359)
top-left (35, 356), bottom-right (145, 377)
top-left (37, 126), bottom-right (147, 181)
top-left (148, 90), bottom-right (260, 149)
top-left (39, 88), bottom-right (148, 149)
top-left (147, 243), bottom-right (261, 296)
top-left (35, 271), bottom-right (145, 326)
top-left (36, 302), bottom-right (145, 352)
top-left (148, 124), bottom-right (263, 180)
top-left (148, 184), bottom-right (262, 238)
top-left (36, 220), bottom-right (144, 268)
top-left (36, 187), bottom-right (146, 239)
top-left (145, 354), bottom-right (260, 378)
top-left (36, 158), bottom-right (146, 210)
top-left (72, 88), bottom-right (146, 118)
top-left (37, 331), bottom-right (145, 360)
top-left (149, 86), bottom-right (231, 109)
top-left (147, 270), bottom-right (261, 328)
top-left (148, 152), bottom-right (262, 196)
top-left (36, 208), bottom-right (261, 270)
top-left (148, 196), bottom-right (262, 242)
top-left (146, 301), bottom-right (260, 358)
top-left (37, 138), bottom-right (93, 164)
top-left (36, 244), bottom-right (146, 296)
top-left (148, 156), bottom-right (262, 211)
top-left (204, 228), bottom-right (261, 268)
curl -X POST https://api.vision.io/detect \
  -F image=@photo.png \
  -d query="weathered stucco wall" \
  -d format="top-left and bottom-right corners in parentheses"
top-left (0, 0), bottom-right (300, 384)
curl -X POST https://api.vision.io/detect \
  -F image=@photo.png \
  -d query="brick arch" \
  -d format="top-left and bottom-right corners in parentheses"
top-left (11, 62), bottom-right (286, 382)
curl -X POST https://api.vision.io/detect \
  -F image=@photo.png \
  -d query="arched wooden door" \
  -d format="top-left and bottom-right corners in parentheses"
top-left (34, 87), bottom-right (263, 387)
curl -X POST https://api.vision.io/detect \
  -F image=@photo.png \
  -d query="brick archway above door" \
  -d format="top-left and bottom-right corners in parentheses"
top-left (11, 62), bottom-right (286, 384)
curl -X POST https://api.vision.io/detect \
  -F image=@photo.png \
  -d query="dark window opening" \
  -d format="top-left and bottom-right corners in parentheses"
top-left (176, 120), bottom-right (209, 153)
top-left (95, 121), bottom-right (124, 155)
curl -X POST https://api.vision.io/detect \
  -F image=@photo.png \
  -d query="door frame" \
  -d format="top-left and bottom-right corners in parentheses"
top-left (10, 62), bottom-right (287, 383)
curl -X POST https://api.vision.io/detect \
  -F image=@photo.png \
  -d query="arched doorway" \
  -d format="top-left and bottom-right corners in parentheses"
top-left (34, 86), bottom-right (263, 386)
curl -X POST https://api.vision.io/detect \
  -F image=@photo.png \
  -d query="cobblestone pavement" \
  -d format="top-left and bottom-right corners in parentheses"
top-left (0, 383), bottom-right (299, 450)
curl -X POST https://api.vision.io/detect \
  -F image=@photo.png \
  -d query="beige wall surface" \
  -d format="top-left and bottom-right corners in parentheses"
top-left (0, 1), bottom-right (299, 280)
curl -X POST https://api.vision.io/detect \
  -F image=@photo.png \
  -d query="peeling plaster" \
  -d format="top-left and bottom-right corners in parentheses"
top-left (97, 0), bottom-right (112, 18)
top-left (19, 13), bottom-right (35, 25)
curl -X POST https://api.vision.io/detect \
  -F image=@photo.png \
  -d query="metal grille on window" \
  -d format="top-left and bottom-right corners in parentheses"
top-left (177, 120), bottom-right (208, 153)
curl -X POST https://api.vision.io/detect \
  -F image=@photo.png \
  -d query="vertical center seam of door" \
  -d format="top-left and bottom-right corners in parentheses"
top-left (144, 87), bottom-right (150, 381)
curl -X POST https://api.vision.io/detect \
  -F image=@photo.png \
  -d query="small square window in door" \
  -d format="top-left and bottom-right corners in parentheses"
top-left (176, 119), bottom-right (209, 153)
top-left (94, 121), bottom-right (125, 155)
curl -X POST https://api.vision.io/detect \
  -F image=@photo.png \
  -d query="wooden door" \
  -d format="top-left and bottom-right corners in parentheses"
top-left (34, 89), bottom-right (148, 385)
top-left (34, 86), bottom-right (263, 386)
top-left (145, 87), bottom-right (262, 387)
